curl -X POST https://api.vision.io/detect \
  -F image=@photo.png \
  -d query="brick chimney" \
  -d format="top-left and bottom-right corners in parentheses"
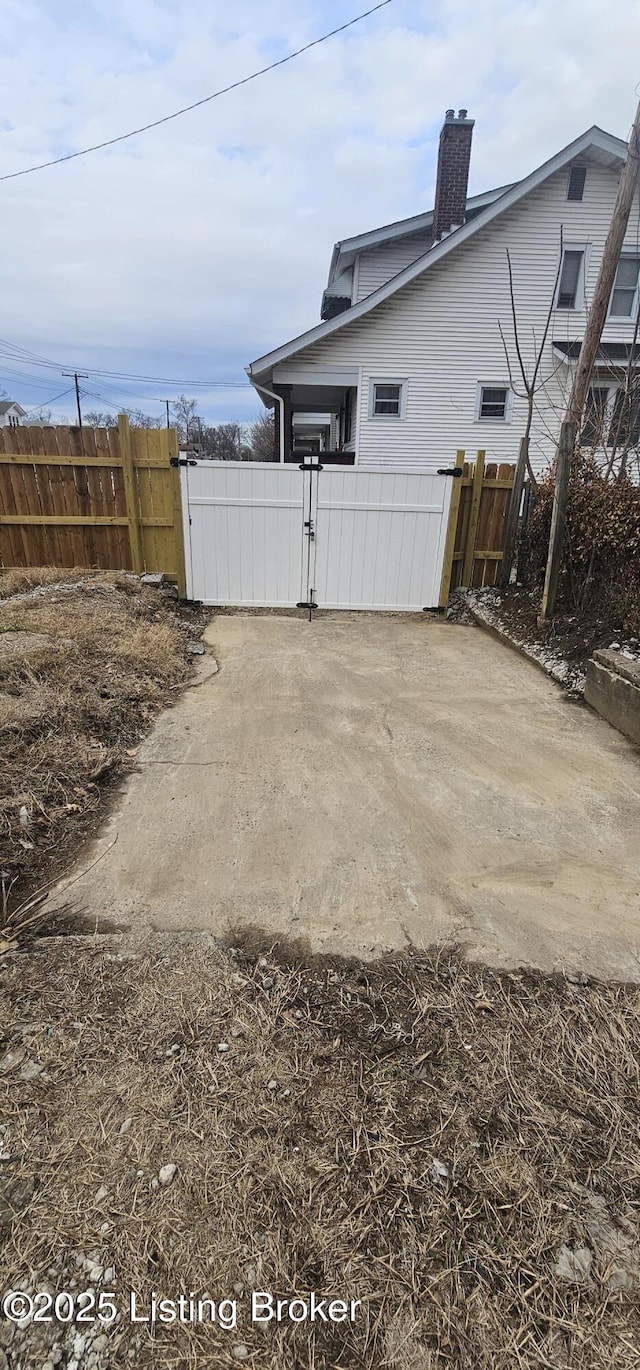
top-left (431, 108), bottom-right (475, 245)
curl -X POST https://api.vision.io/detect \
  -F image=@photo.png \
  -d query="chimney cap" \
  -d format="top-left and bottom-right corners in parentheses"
top-left (458, 108), bottom-right (468, 119)
top-left (445, 108), bottom-right (455, 119)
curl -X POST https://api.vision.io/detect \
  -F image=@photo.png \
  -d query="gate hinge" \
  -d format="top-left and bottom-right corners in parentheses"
top-left (437, 466), bottom-right (464, 477)
top-left (170, 457), bottom-right (198, 467)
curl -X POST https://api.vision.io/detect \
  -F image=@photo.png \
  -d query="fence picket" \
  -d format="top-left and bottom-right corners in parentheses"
top-left (441, 451), bottom-right (515, 598)
top-left (0, 420), bottom-right (185, 585)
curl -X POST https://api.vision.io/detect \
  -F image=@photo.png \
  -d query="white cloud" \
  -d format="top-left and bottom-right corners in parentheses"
top-left (0, 0), bottom-right (638, 422)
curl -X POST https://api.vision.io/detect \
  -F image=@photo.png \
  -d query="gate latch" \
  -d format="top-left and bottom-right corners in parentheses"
top-left (304, 519), bottom-right (315, 541)
top-left (298, 461), bottom-right (324, 471)
top-left (437, 466), bottom-right (464, 477)
top-left (170, 457), bottom-right (198, 467)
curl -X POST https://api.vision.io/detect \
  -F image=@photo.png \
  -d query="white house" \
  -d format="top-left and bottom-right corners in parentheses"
top-left (0, 401), bottom-right (26, 427)
top-left (247, 113), bottom-right (639, 475)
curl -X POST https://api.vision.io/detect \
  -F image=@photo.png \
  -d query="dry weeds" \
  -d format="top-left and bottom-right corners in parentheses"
top-left (1, 934), bottom-right (639, 1369)
top-left (0, 571), bottom-right (203, 929)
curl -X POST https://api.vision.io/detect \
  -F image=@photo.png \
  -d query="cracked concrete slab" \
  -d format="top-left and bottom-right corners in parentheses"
top-left (55, 614), bottom-right (640, 978)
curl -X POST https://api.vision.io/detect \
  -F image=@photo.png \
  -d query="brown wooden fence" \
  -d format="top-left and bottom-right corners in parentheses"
top-left (439, 450), bottom-right (514, 605)
top-left (0, 416), bottom-right (186, 593)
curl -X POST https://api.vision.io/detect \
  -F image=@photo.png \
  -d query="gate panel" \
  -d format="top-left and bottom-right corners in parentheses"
top-left (182, 462), bottom-right (305, 605)
top-left (181, 461), bottom-right (453, 610)
top-left (313, 468), bottom-right (452, 610)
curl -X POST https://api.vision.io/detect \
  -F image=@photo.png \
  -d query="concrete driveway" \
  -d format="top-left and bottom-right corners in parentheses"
top-left (63, 614), bottom-right (640, 979)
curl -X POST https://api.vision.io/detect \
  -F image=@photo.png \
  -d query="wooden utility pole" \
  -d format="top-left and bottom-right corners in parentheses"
top-left (566, 101), bottom-right (640, 426)
top-left (540, 99), bottom-right (640, 620)
top-left (62, 371), bottom-right (89, 428)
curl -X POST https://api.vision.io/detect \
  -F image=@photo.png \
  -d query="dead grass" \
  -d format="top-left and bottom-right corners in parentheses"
top-left (1, 934), bottom-right (639, 1369)
top-left (0, 571), bottom-right (203, 929)
top-left (0, 567), bottom-right (104, 599)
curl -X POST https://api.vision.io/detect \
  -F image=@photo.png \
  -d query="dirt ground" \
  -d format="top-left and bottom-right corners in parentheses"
top-left (0, 569), bottom-right (204, 936)
top-left (1, 933), bottom-right (639, 1370)
top-left (54, 612), bottom-right (640, 982)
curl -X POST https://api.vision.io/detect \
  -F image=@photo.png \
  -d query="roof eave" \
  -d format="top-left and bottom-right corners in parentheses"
top-left (249, 126), bottom-right (629, 380)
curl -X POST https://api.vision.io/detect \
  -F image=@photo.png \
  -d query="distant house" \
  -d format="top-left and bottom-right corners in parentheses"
top-left (0, 401), bottom-right (26, 428)
top-left (247, 113), bottom-right (637, 473)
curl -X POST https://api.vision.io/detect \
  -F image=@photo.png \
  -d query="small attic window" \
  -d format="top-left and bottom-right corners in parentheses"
top-left (567, 166), bottom-right (587, 201)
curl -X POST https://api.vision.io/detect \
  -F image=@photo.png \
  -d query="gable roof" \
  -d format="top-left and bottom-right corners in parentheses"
top-left (326, 183), bottom-right (515, 286)
top-left (248, 126), bottom-right (627, 383)
top-left (0, 400), bottom-right (26, 415)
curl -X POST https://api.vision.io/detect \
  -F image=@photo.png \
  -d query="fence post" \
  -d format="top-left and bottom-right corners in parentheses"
top-left (118, 414), bottom-right (144, 573)
top-left (439, 450), bottom-right (465, 608)
top-left (461, 449), bottom-right (485, 586)
top-left (167, 426), bottom-right (187, 597)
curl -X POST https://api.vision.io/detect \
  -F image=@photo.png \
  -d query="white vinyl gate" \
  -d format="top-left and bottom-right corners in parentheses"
top-left (180, 460), bottom-right (456, 611)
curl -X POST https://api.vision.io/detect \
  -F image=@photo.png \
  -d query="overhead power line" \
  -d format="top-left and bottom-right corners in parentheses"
top-left (0, 1), bottom-right (393, 183)
top-left (23, 387), bottom-right (76, 412)
top-left (0, 337), bottom-right (252, 388)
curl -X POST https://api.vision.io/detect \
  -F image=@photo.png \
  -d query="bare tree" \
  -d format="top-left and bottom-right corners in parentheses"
top-left (498, 238), bottom-right (564, 586)
top-left (24, 406), bottom-right (54, 425)
top-left (82, 408), bottom-right (162, 430)
top-left (195, 422), bottom-right (251, 460)
top-left (127, 408), bottom-right (163, 430)
top-left (172, 395), bottom-right (198, 444)
top-left (249, 412), bottom-right (276, 461)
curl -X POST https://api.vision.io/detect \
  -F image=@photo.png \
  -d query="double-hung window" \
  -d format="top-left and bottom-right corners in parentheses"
top-left (609, 255), bottom-right (640, 319)
top-left (556, 248), bottom-right (585, 310)
top-left (369, 379), bottom-right (406, 419)
top-left (476, 385), bottom-right (511, 421)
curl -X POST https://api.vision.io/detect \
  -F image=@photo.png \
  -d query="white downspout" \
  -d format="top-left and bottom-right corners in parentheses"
top-left (253, 380), bottom-right (286, 463)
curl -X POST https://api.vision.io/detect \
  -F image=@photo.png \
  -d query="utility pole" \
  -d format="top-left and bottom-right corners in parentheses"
top-left (62, 371), bottom-right (89, 428)
top-left (163, 400), bottom-right (171, 429)
top-left (566, 99), bottom-right (640, 427)
top-left (539, 98), bottom-right (640, 621)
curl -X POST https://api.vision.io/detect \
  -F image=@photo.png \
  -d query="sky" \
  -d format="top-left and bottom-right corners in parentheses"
top-left (1, 0), bottom-right (639, 426)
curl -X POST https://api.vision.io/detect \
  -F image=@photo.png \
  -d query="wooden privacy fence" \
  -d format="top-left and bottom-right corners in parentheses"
top-left (0, 416), bottom-right (186, 593)
top-left (440, 450), bottom-right (515, 604)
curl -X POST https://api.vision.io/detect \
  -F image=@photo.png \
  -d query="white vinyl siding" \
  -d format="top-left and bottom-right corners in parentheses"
top-left (354, 230), bottom-right (434, 301)
top-left (281, 162), bottom-right (640, 474)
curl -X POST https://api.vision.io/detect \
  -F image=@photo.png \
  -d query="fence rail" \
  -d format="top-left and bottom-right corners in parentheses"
top-left (440, 451), bottom-right (515, 604)
top-left (0, 417), bottom-right (185, 593)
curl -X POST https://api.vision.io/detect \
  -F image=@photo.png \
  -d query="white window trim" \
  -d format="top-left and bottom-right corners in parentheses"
top-left (607, 251), bottom-right (640, 322)
top-left (368, 377), bottom-right (408, 421)
top-left (474, 382), bottom-right (514, 423)
top-left (555, 242), bottom-right (589, 312)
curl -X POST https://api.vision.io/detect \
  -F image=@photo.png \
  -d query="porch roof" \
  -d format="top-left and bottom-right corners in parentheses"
top-left (553, 341), bottom-right (640, 366)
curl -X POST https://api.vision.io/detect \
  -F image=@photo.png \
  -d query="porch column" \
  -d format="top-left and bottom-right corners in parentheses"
top-left (273, 384), bottom-right (293, 461)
